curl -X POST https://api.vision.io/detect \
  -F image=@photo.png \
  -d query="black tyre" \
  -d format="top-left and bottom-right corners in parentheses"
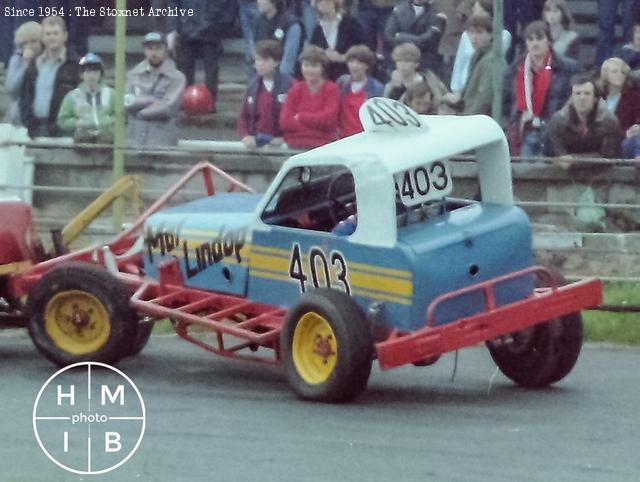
top-left (27, 263), bottom-right (138, 366)
top-left (281, 289), bottom-right (373, 402)
top-left (486, 267), bottom-right (583, 388)
top-left (127, 321), bottom-right (154, 357)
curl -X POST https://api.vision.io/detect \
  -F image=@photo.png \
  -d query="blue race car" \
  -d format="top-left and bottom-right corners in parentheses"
top-left (18, 98), bottom-right (602, 402)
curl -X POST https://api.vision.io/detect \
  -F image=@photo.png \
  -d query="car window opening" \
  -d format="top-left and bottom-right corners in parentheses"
top-left (261, 165), bottom-right (356, 234)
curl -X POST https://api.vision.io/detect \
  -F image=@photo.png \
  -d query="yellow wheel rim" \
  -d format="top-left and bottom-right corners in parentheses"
top-left (292, 312), bottom-right (338, 385)
top-left (44, 290), bottom-right (111, 355)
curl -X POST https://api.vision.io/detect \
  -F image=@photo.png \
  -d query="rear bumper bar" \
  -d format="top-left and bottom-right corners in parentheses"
top-left (375, 269), bottom-right (603, 370)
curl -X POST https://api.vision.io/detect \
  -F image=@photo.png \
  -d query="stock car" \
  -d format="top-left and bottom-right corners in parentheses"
top-left (2, 98), bottom-right (602, 402)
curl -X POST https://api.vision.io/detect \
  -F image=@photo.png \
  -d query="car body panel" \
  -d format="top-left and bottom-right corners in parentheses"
top-left (143, 193), bottom-right (261, 296)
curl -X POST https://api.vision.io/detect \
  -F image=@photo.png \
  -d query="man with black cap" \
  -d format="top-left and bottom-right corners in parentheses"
top-left (124, 32), bottom-right (186, 147)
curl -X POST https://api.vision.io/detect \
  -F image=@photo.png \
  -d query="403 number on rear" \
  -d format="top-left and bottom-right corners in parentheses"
top-left (288, 244), bottom-right (351, 295)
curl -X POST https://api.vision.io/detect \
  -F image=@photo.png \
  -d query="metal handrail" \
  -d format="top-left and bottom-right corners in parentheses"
top-left (1, 137), bottom-right (639, 166)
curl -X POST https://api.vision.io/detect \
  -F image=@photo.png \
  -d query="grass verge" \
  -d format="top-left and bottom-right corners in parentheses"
top-left (583, 282), bottom-right (640, 345)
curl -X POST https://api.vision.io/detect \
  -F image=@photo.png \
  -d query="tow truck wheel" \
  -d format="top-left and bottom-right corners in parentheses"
top-left (127, 321), bottom-right (154, 357)
top-left (487, 267), bottom-right (583, 388)
top-left (27, 263), bottom-right (138, 366)
top-left (281, 289), bottom-right (373, 402)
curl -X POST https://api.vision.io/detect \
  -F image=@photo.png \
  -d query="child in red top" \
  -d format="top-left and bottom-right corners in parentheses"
top-left (238, 40), bottom-right (293, 148)
top-left (337, 45), bottom-right (384, 138)
top-left (279, 45), bottom-right (340, 149)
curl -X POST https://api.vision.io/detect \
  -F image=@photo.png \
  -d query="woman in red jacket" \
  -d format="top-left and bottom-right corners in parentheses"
top-left (279, 45), bottom-right (340, 149)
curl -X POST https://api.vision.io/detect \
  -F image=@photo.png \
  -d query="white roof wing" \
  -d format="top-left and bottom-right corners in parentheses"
top-left (256, 100), bottom-right (514, 248)
top-left (283, 100), bottom-right (513, 205)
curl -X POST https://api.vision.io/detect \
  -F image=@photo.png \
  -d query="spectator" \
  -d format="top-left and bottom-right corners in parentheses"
top-left (504, 0), bottom-right (545, 58)
top-left (279, 45), bottom-right (340, 148)
top-left (166, 1), bottom-right (224, 113)
top-left (546, 73), bottom-right (622, 231)
top-left (546, 73), bottom-right (622, 158)
top-left (4, 21), bottom-right (42, 126)
top-left (253, 0), bottom-right (304, 77)
top-left (309, 0), bottom-right (366, 81)
top-left (450, 0), bottom-right (511, 94)
top-left (336, 45), bottom-right (384, 137)
top-left (595, 0), bottom-right (640, 66)
top-left (434, 0), bottom-right (474, 70)
top-left (57, 54), bottom-right (115, 144)
top-left (621, 22), bottom-right (640, 72)
top-left (238, 40), bottom-right (293, 148)
top-left (383, 43), bottom-right (448, 105)
top-left (444, 14), bottom-right (506, 116)
top-left (599, 57), bottom-right (640, 158)
top-left (404, 81), bottom-right (435, 114)
top-left (437, 96), bottom-right (460, 114)
top-left (289, 0), bottom-right (320, 40)
top-left (357, 0), bottom-right (397, 54)
top-left (124, 32), bottom-right (186, 147)
top-left (384, 0), bottom-right (448, 77)
top-left (20, 16), bottom-right (79, 138)
top-left (239, 0), bottom-right (259, 74)
top-left (1, 1), bottom-right (41, 66)
top-left (504, 20), bottom-right (580, 157)
top-left (151, 0), bottom-right (169, 32)
top-left (0, 13), bottom-right (12, 68)
top-left (542, 0), bottom-right (579, 58)
top-left (43, 1), bottom-right (90, 55)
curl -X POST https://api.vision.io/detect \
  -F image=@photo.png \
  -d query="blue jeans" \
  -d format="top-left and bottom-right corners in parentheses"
top-left (239, 0), bottom-right (258, 71)
top-left (596, 0), bottom-right (640, 65)
top-left (520, 129), bottom-right (544, 159)
top-left (299, 0), bottom-right (318, 41)
top-left (356, 0), bottom-right (394, 52)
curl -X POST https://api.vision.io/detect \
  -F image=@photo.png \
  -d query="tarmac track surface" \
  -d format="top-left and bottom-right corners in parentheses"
top-left (1, 332), bottom-right (639, 482)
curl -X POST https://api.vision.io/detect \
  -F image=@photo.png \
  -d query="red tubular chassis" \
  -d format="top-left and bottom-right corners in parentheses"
top-left (7, 163), bottom-right (603, 371)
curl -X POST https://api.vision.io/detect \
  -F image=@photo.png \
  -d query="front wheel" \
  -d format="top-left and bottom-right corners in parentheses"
top-left (27, 263), bottom-right (138, 366)
top-left (127, 320), bottom-right (154, 357)
top-left (281, 289), bottom-right (373, 402)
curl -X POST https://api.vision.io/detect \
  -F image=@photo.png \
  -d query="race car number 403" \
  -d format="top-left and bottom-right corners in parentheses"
top-left (359, 98), bottom-right (425, 132)
top-left (394, 160), bottom-right (453, 206)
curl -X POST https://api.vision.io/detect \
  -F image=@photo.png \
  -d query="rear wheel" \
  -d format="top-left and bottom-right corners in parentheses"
top-left (281, 289), bottom-right (373, 402)
top-left (27, 263), bottom-right (137, 366)
top-left (486, 268), bottom-right (583, 388)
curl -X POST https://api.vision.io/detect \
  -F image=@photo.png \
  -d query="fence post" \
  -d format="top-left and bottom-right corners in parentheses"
top-left (492, 0), bottom-right (505, 125)
top-left (112, 0), bottom-right (128, 232)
